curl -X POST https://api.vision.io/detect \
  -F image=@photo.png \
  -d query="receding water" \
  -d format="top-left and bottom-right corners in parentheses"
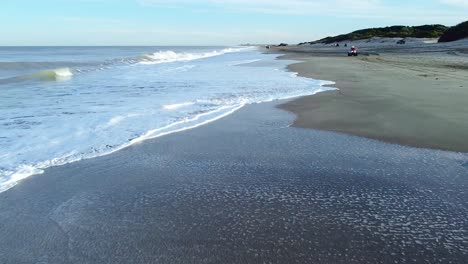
top-left (0, 46), bottom-right (334, 192)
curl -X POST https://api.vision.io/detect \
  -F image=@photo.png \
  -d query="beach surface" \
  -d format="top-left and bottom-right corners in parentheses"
top-left (1, 101), bottom-right (467, 263)
top-left (1, 43), bottom-right (468, 263)
top-left (277, 39), bottom-right (468, 152)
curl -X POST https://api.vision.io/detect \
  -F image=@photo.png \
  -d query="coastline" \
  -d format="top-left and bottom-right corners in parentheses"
top-left (1, 100), bottom-right (467, 263)
top-left (0, 46), bottom-right (467, 263)
top-left (276, 44), bottom-right (468, 152)
top-left (0, 47), bottom-right (326, 194)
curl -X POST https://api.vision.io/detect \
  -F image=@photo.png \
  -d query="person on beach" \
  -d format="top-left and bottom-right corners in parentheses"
top-left (348, 45), bottom-right (358, 56)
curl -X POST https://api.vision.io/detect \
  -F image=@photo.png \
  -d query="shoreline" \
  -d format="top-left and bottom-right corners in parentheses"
top-left (275, 45), bottom-right (468, 153)
top-left (1, 100), bottom-right (467, 263)
top-left (1, 46), bottom-right (467, 263)
top-left (0, 47), bottom-right (326, 194)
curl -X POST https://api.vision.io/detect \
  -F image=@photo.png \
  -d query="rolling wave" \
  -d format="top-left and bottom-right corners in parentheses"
top-left (0, 46), bottom-right (335, 194)
top-left (29, 67), bottom-right (74, 80)
top-left (0, 47), bottom-right (250, 85)
top-left (0, 67), bottom-right (73, 85)
top-left (139, 48), bottom-right (246, 65)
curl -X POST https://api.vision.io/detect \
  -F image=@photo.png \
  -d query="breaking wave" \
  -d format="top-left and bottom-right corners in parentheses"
top-left (0, 67), bottom-right (73, 84)
top-left (28, 67), bottom-right (73, 80)
top-left (0, 103), bottom-right (246, 193)
top-left (0, 48), bottom-right (250, 85)
top-left (139, 48), bottom-right (247, 65)
top-left (0, 46), bottom-right (337, 194)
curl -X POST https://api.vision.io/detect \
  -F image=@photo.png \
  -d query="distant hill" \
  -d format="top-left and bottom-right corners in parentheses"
top-left (302, 25), bottom-right (448, 45)
top-left (438, 20), bottom-right (468, 42)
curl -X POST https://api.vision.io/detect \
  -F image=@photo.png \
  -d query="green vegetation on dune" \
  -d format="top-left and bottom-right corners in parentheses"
top-left (303, 25), bottom-right (448, 44)
top-left (438, 20), bottom-right (468, 42)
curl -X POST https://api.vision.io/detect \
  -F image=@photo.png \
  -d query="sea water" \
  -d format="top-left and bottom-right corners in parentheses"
top-left (0, 46), bottom-right (334, 192)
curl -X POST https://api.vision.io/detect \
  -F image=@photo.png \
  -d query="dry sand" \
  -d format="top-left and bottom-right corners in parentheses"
top-left (276, 39), bottom-right (468, 152)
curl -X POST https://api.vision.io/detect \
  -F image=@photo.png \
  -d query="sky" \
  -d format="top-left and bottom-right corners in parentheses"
top-left (0, 0), bottom-right (467, 46)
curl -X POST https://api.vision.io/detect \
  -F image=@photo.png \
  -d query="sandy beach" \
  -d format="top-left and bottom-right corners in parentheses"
top-left (1, 101), bottom-right (467, 263)
top-left (1, 43), bottom-right (468, 264)
top-left (2, 0), bottom-right (468, 262)
top-left (277, 39), bottom-right (468, 152)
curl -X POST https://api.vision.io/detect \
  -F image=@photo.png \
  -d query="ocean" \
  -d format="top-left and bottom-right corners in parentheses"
top-left (0, 46), bottom-right (333, 192)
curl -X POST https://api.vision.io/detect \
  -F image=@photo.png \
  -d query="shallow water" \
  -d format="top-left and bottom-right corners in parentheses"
top-left (1, 101), bottom-right (466, 263)
top-left (0, 46), bottom-right (334, 192)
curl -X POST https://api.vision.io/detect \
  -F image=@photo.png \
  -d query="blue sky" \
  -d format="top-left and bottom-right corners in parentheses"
top-left (1, 0), bottom-right (467, 45)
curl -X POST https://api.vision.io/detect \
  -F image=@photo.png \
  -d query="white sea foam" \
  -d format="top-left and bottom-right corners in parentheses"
top-left (53, 67), bottom-right (73, 77)
top-left (163, 101), bottom-right (196, 110)
top-left (129, 104), bottom-right (246, 145)
top-left (31, 67), bottom-right (73, 81)
top-left (229, 59), bottom-right (262, 66)
top-left (139, 48), bottom-right (247, 65)
top-left (101, 113), bottom-right (144, 129)
top-left (0, 104), bottom-right (246, 194)
top-left (0, 46), bottom-right (336, 194)
top-left (0, 165), bottom-right (44, 193)
top-left (0, 67), bottom-right (74, 84)
top-left (169, 65), bottom-right (196, 72)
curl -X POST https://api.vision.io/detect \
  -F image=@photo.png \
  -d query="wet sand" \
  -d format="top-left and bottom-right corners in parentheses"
top-left (1, 101), bottom-right (467, 263)
top-left (277, 43), bottom-right (468, 152)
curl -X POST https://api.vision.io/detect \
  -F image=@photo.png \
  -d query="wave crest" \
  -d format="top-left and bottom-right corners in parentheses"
top-left (31, 68), bottom-right (74, 81)
top-left (139, 48), bottom-right (245, 65)
top-left (0, 67), bottom-right (74, 85)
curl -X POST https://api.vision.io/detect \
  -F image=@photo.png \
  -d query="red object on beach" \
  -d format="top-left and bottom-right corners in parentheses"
top-left (348, 46), bottom-right (358, 56)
